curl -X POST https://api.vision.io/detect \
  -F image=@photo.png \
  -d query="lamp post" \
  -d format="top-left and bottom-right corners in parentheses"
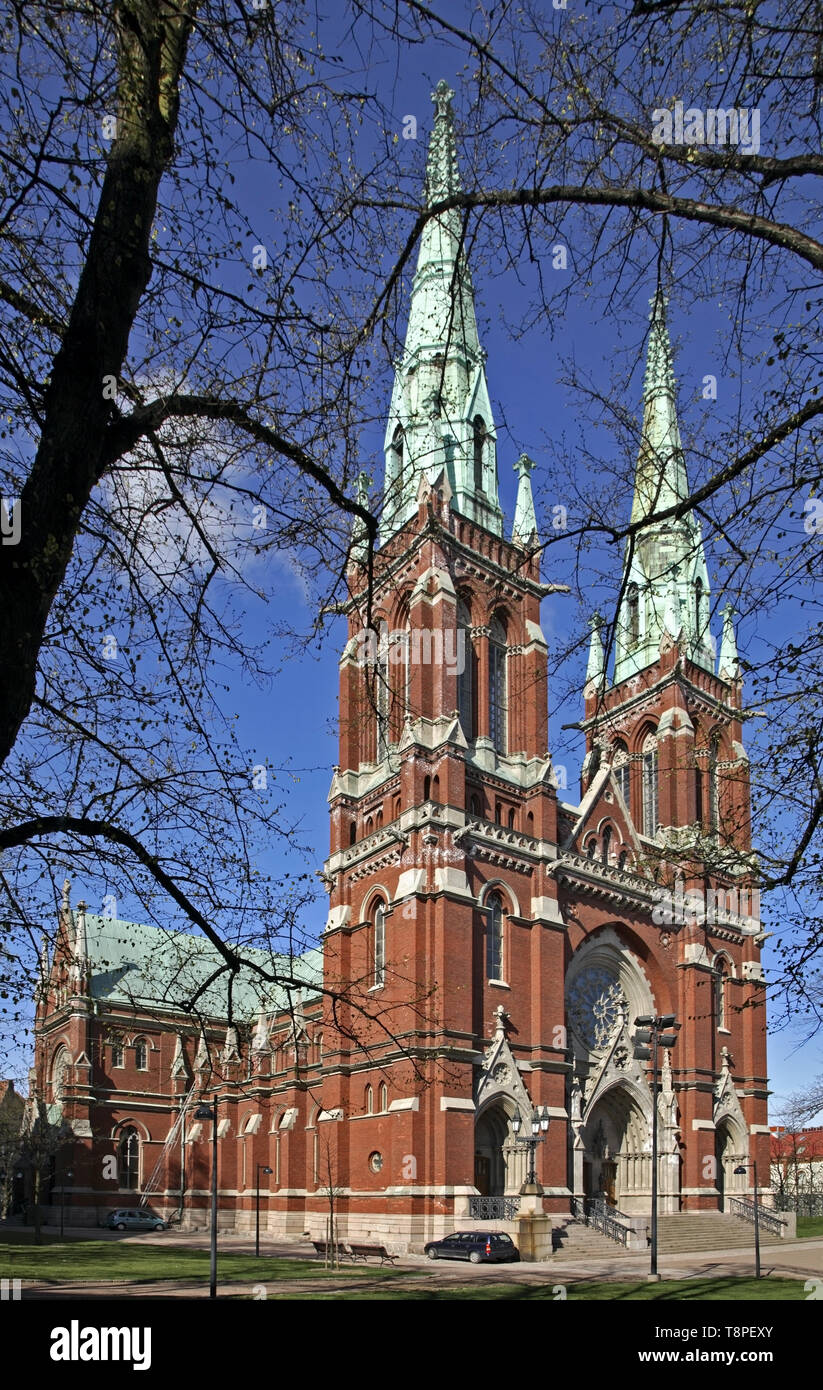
top-left (195, 1100), bottom-right (218, 1298)
top-left (255, 1164), bottom-right (273, 1258)
top-left (733, 1161), bottom-right (761, 1279)
top-left (59, 1165), bottom-right (73, 1240)
top-left (511, 1106), bottom-right (550, 1192)
top-left (634, 1013), bottom-right (679, 1281)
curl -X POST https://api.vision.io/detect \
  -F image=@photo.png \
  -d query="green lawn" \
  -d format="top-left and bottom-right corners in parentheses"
top-left (0, 1237), bottom-right (806, 1300)
top-left (0, 1235), bottom-right (383, 1286)
top-left (296, 1277), bottom-right (805, 1301)
top-left (797, 1216), bottom-right (823, 1239)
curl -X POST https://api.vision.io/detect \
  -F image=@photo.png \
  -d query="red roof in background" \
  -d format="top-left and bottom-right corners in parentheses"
top-left (771, 1126), bottom-right (823, 1160)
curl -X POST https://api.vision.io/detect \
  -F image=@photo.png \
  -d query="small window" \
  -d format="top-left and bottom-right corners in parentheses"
top-left (365, 1085), bottom-right (374, 1115)
top-left (618, 850), bottom-right (628, 871)
top-left (486, 894), bottom-right (504, 979)
top-left (349, 821), bottom-right (357, 845)
top-left (601, 826), bottom-right (612, 867)
top-left (508, 808), bottom-right (515, 829)
top-left (379, 1082), bottom-right (388, 1113)
top-left (369, 1151), bottom-right (384, 1174)
top-left (111, 1041), bottom-right (124, 1069)
top-left (135, 1040), bottom-right (148, 1070)
top-left (586, 839), bottom-right (597, 860)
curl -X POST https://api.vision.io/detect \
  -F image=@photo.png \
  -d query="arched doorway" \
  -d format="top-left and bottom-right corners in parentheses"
top-left (474, 1101), bottom-right (528, 1196)
top-left (714, 1118), bottom-right (747, 1210)
top-left (581, 1085), bottom-right (651, 1213)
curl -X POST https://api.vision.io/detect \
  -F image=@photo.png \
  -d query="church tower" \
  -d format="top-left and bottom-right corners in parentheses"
top-left (577, 292), bottom-right (767, 1215)
top-left (320, 83), bottom-right (572, 1239)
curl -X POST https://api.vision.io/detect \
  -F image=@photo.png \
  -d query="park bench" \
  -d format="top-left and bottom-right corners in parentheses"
top-left (311, 1240), bottom-right (351, 1261)
top-left (346, 1242), bottom-right (399, 1266)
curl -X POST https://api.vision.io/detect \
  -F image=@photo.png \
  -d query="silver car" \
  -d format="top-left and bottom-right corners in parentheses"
top-left (107, 1207), bottom-right (167, 1232)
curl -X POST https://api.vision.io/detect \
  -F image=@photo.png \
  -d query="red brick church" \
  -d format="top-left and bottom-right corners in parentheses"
top-left (31, 83), bottom-right (770, 1248)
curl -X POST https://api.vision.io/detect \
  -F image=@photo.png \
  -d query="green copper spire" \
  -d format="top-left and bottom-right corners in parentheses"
top-left (381, 82), bottom-right (502, 541)
top-left (613, 292), bottom-right (713, 682)
top-left (512, 454), bottom-right (538, 545)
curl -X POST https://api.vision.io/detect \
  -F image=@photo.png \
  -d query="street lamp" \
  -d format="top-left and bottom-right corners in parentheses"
top-left (511, 1106), bottom-right (551, 1191)
top-left (255, 1164), bottom-right (273, 1258)
top-left (59, 1165), bottom-right (73, 1240)
top-left (734, 1162), bottom-right (761, 1279)
top-left (634, 1013), bottom-right (679, 1281)
top-left (195, 1101), bottom-right (218, 1298)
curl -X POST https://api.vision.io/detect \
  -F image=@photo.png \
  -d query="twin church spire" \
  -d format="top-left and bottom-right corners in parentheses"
top-left (380, 81), bottom-right (535, 544)
top-left (608, 289), bottom-right (729, 685)
top-left (372, 82), bottom-right (737, 687)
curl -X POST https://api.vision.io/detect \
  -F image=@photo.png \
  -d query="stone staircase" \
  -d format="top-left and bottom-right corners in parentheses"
top-left (550, 1218), bottom-right (634, 1259)
top-left (658, 1212), bottom-right (789, 1253)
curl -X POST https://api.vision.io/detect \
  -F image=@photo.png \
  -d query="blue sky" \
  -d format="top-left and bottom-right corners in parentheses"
top-left (5, 10), bottom-right (820, 1115)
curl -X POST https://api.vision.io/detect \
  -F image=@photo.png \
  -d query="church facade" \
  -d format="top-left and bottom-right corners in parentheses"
top-left (31, 83), bottom-right (770, 1247)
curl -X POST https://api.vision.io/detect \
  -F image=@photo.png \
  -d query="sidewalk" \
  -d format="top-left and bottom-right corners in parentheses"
top-left (10, 1230), bottom-right (822, 1299)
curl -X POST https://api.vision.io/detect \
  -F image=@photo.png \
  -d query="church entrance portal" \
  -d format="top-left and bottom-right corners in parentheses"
top-left (581, 1086), bottom-right (651, 1214)
top-left (474, 1101), bottom-right (528, 1196)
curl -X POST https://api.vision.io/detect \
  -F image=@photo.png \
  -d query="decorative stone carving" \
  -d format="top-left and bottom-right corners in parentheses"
top-left (474, 1011), bottom-right (535, 1121)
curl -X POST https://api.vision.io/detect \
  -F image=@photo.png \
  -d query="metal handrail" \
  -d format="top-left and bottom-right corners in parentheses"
top-left (727, 1195), bottom-right (787, 1236)
top-left (572, 1195), bottom-right (631, 1246)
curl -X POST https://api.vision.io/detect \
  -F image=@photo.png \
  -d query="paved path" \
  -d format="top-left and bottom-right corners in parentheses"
top-left (12, 1231), bottom-right (823, 1299)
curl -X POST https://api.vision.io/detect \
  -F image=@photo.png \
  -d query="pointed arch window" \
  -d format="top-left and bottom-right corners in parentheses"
top-left (485, 893), bottom-right (504, 980)
top-left (52, 1046), bottom-right (70, 1105)
top-left (391, 425), bottom-right (405, 502)
top-left (612, 741), bottom-right (630, 807)
top-left (694, 577), bottom-right (704, 643)
top-left (372, 900), bottom-right (386, 989)
top-left (118, 1126), bottom-right (140, 1191)
top-left (627, 583), bottom-right (640, 647)
top-left (375, 635), bottom-right (390, 760)
top-left (601, 825), bottom-right (612, 867)
top-left (713, 956), bottom-right (730, 1030)
top-left (488, 614), bottom-right (508, 754)
top-left (457, 597), bottom-right (475, 740)
top-left (641, 731), bottom-right (659, 837)
top-left (365, 1084), bottom-right (374, 1115)
top-left (379, 1082), bottom-right (388, 1113)
top-left (708, 731), bottom-right (721, 834)
top-left (473, 415), bottom-right (487, 493)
